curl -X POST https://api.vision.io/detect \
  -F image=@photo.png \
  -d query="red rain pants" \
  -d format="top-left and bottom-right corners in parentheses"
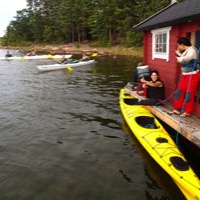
top-left (174, 72), bottom-right (200, 114)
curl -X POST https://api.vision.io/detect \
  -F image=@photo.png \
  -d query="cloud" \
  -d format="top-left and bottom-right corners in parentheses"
top-left (0, 0), bottom-right (27, 37)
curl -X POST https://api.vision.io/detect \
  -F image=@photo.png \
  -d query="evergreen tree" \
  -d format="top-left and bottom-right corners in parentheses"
top-left (1, 0), bottom-right (178, 47)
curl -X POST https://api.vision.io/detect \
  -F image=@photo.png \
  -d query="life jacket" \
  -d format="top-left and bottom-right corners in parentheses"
top-left (181, 47), bottom-right (199, 73)
top-left (181, 59), bottom-right (199, 73)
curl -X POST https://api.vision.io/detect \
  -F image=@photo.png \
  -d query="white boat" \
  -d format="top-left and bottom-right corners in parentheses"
top-left (37, 60), bottom-right (96, 72)
top-left (0, 54), bottom-right (72, 60)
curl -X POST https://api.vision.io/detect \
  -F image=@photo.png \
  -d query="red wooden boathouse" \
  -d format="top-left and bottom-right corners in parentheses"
top-left (133, 0), bottom-right (200, 117)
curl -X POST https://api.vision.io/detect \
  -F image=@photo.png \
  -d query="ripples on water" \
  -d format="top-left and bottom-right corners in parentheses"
top-left (0, 49), bottom-right (186, 199)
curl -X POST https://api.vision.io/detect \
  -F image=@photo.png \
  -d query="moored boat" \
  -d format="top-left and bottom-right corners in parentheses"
top-left (0, 54), bottom-right (72, 60)
top-left (36, 59), bottom-right (96, 72)
top-left (119, 88), bottom-right (200, 200)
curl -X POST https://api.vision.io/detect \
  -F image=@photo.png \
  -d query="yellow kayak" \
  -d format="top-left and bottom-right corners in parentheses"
top-left (119, 88), bottom-right (200, 200)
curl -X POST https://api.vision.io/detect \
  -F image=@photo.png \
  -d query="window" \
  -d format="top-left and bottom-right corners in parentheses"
top-left (151, 27), bottom-right (171, 61)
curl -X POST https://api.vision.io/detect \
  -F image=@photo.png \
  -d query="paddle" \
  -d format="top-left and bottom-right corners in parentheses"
top-left (90, 52), bottom-right (97, 57)
top-left (49, 54), bottom-right (72, 71)
top-left (123, 98), bottom-right (160, 106)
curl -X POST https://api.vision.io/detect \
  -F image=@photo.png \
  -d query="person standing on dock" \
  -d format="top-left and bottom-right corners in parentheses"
top-left (169, 37), bottom-right (200, 117)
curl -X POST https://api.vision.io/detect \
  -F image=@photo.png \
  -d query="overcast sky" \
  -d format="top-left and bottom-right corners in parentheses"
top-left (0, 0), bottom-right (27, 37)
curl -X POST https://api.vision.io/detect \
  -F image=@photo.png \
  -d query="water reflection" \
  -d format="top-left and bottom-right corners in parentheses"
top-left (0, 49), bottom-right (188, 199)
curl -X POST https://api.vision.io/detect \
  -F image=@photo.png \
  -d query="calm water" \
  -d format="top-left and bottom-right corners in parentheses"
top-left (0, 49), bottom-right (190, 200)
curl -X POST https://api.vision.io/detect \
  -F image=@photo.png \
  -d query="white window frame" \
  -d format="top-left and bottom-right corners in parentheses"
top-left (151, 27), bottom-right (171, 62)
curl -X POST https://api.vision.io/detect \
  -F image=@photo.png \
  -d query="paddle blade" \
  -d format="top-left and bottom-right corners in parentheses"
top-left (49, 54), bottom-right (54, 59)
top-left (91, 53), bottom-right (97, 57)
top-left (66, 66), bottom-right (72, 71)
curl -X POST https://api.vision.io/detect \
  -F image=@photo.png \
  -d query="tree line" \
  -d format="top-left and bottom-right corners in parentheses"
top-left (1, 0), bottom-right (183, 47)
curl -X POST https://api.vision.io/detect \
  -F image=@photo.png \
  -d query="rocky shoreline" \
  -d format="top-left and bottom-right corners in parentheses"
top-left (1, 43), bottom-right (143, 57)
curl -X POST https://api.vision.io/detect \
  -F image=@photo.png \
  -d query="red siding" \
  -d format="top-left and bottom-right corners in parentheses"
top-left (142, 20), bottom-right (200, 117)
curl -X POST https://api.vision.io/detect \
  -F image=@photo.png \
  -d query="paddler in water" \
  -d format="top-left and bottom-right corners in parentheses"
top-left (5, 51), bottom-right (12, 57)
top-left (81, 53), bottom-right (90, 61)
top-left (61, 56), bottom-right (68, 64)
top-left (26, 49), bottom-right (36, 56)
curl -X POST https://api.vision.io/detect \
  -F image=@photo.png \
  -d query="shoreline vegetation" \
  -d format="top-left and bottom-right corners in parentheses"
top-left (0, 43), bottom-right (143, 57)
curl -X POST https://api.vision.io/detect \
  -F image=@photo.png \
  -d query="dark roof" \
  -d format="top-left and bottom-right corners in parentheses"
top-left (134, 0), bottom-right (200, 31)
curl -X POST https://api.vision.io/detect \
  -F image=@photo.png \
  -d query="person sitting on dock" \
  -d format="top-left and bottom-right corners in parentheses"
top-left (140, 70), bottom-right (165, 105)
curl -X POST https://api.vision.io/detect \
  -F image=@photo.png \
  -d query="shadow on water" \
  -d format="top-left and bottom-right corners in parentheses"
top-left (0, 49), bottom-right (198, 199)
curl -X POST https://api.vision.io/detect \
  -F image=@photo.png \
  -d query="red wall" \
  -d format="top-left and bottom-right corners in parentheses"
top-left (142, 20), bottom-right (200, 117)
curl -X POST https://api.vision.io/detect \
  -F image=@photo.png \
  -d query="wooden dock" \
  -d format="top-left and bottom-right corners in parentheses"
top-left (124, 87), bottom-right (200, 149)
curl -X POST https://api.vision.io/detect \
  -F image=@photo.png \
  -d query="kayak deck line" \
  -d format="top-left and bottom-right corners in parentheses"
top-left (124, 85), bottom-right (200, 149)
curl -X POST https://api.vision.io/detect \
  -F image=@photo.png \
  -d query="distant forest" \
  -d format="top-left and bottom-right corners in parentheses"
top-left (1, 0), bottom-right (183, 47)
